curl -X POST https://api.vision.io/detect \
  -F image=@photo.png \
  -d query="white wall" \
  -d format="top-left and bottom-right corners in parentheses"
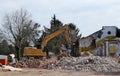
top-left (96, 26), bottom-right (117, 41)
top-left (80, 36), bottom-right (93, 47)
top-left (115, 43), bottom-right (120, 56)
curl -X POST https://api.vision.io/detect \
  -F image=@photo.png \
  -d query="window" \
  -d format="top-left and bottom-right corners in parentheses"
top-left (107, 31), bottom-right (111, 35)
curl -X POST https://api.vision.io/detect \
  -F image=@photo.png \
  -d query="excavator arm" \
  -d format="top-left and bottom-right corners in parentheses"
top-left (41, 24), bottom-right (70, 50)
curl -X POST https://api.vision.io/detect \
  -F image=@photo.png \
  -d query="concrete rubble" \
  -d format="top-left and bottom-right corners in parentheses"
top-left (0, 63), bottom-right (22, 71)
top-left (2, 65), bottom-right (22, 71)
top-left (48, 56), bottom-right (120, 72)
top-left (10, 56), bottom-right (120, 72)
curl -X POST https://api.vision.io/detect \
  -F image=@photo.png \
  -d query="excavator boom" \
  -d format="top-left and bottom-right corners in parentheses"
top-left (41, 24), bottom-right (70, 50)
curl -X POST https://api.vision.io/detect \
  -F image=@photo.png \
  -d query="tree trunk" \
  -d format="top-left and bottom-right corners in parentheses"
top-left (15, 46), bottom-right (20, 61)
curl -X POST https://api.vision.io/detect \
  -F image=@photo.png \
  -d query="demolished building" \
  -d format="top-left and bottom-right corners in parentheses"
top-left (79, 26), bottom-right (120, 57)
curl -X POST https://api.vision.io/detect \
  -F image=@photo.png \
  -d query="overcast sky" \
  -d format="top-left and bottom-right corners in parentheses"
top-left (0, 0), bottom-right (120, 37)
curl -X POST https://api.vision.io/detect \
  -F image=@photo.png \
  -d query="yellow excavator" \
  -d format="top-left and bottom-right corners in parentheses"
top-left (23, 24), bottom-right (71, 57)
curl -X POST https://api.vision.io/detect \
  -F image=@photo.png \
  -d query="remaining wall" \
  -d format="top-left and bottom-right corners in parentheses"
top-left (79, 36), bottom-right (94, 48)
top-left (91, 39), bottom-right (120, 57)
top-left (96, 26), bottom-right (117, 41)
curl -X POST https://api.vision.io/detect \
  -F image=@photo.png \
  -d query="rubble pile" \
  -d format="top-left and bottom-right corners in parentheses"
top-left (10, 56), bottom-right (120, 72)
top-left (48, 56), bottom-right (120, 72)
top-left (11, 57), bottom-right (57, 68)
top-left (12, 59), bottom-right (41, 68)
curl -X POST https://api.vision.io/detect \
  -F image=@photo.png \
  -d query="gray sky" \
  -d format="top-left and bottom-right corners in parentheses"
top-left (0, 0), bottom-right (120, 37)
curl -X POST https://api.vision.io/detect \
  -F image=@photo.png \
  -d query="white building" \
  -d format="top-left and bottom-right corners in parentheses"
top-left (80, 26), bottom-right (120, 57)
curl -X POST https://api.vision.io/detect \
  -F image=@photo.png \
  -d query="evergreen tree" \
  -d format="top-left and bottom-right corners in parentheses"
top-left (37, 15), bottom-right (80, 55)
top-left (46, 15), bottom-right (65, 54)
top-left (68, 23), bottom-right (80, 56)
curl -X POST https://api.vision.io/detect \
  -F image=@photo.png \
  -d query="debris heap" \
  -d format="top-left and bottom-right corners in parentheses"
top-left (11, 56), bottom-right (120, 72)
top-left (48, 56), bottom-right (120, 72)
top-left (11, 57), bottom-right (57, 69)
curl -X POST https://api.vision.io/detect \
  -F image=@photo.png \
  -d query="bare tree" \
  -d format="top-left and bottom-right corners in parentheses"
top-left (1, 9), bottom-right (40, 60)
top-left (0, 32), bottom-right (4, 42)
